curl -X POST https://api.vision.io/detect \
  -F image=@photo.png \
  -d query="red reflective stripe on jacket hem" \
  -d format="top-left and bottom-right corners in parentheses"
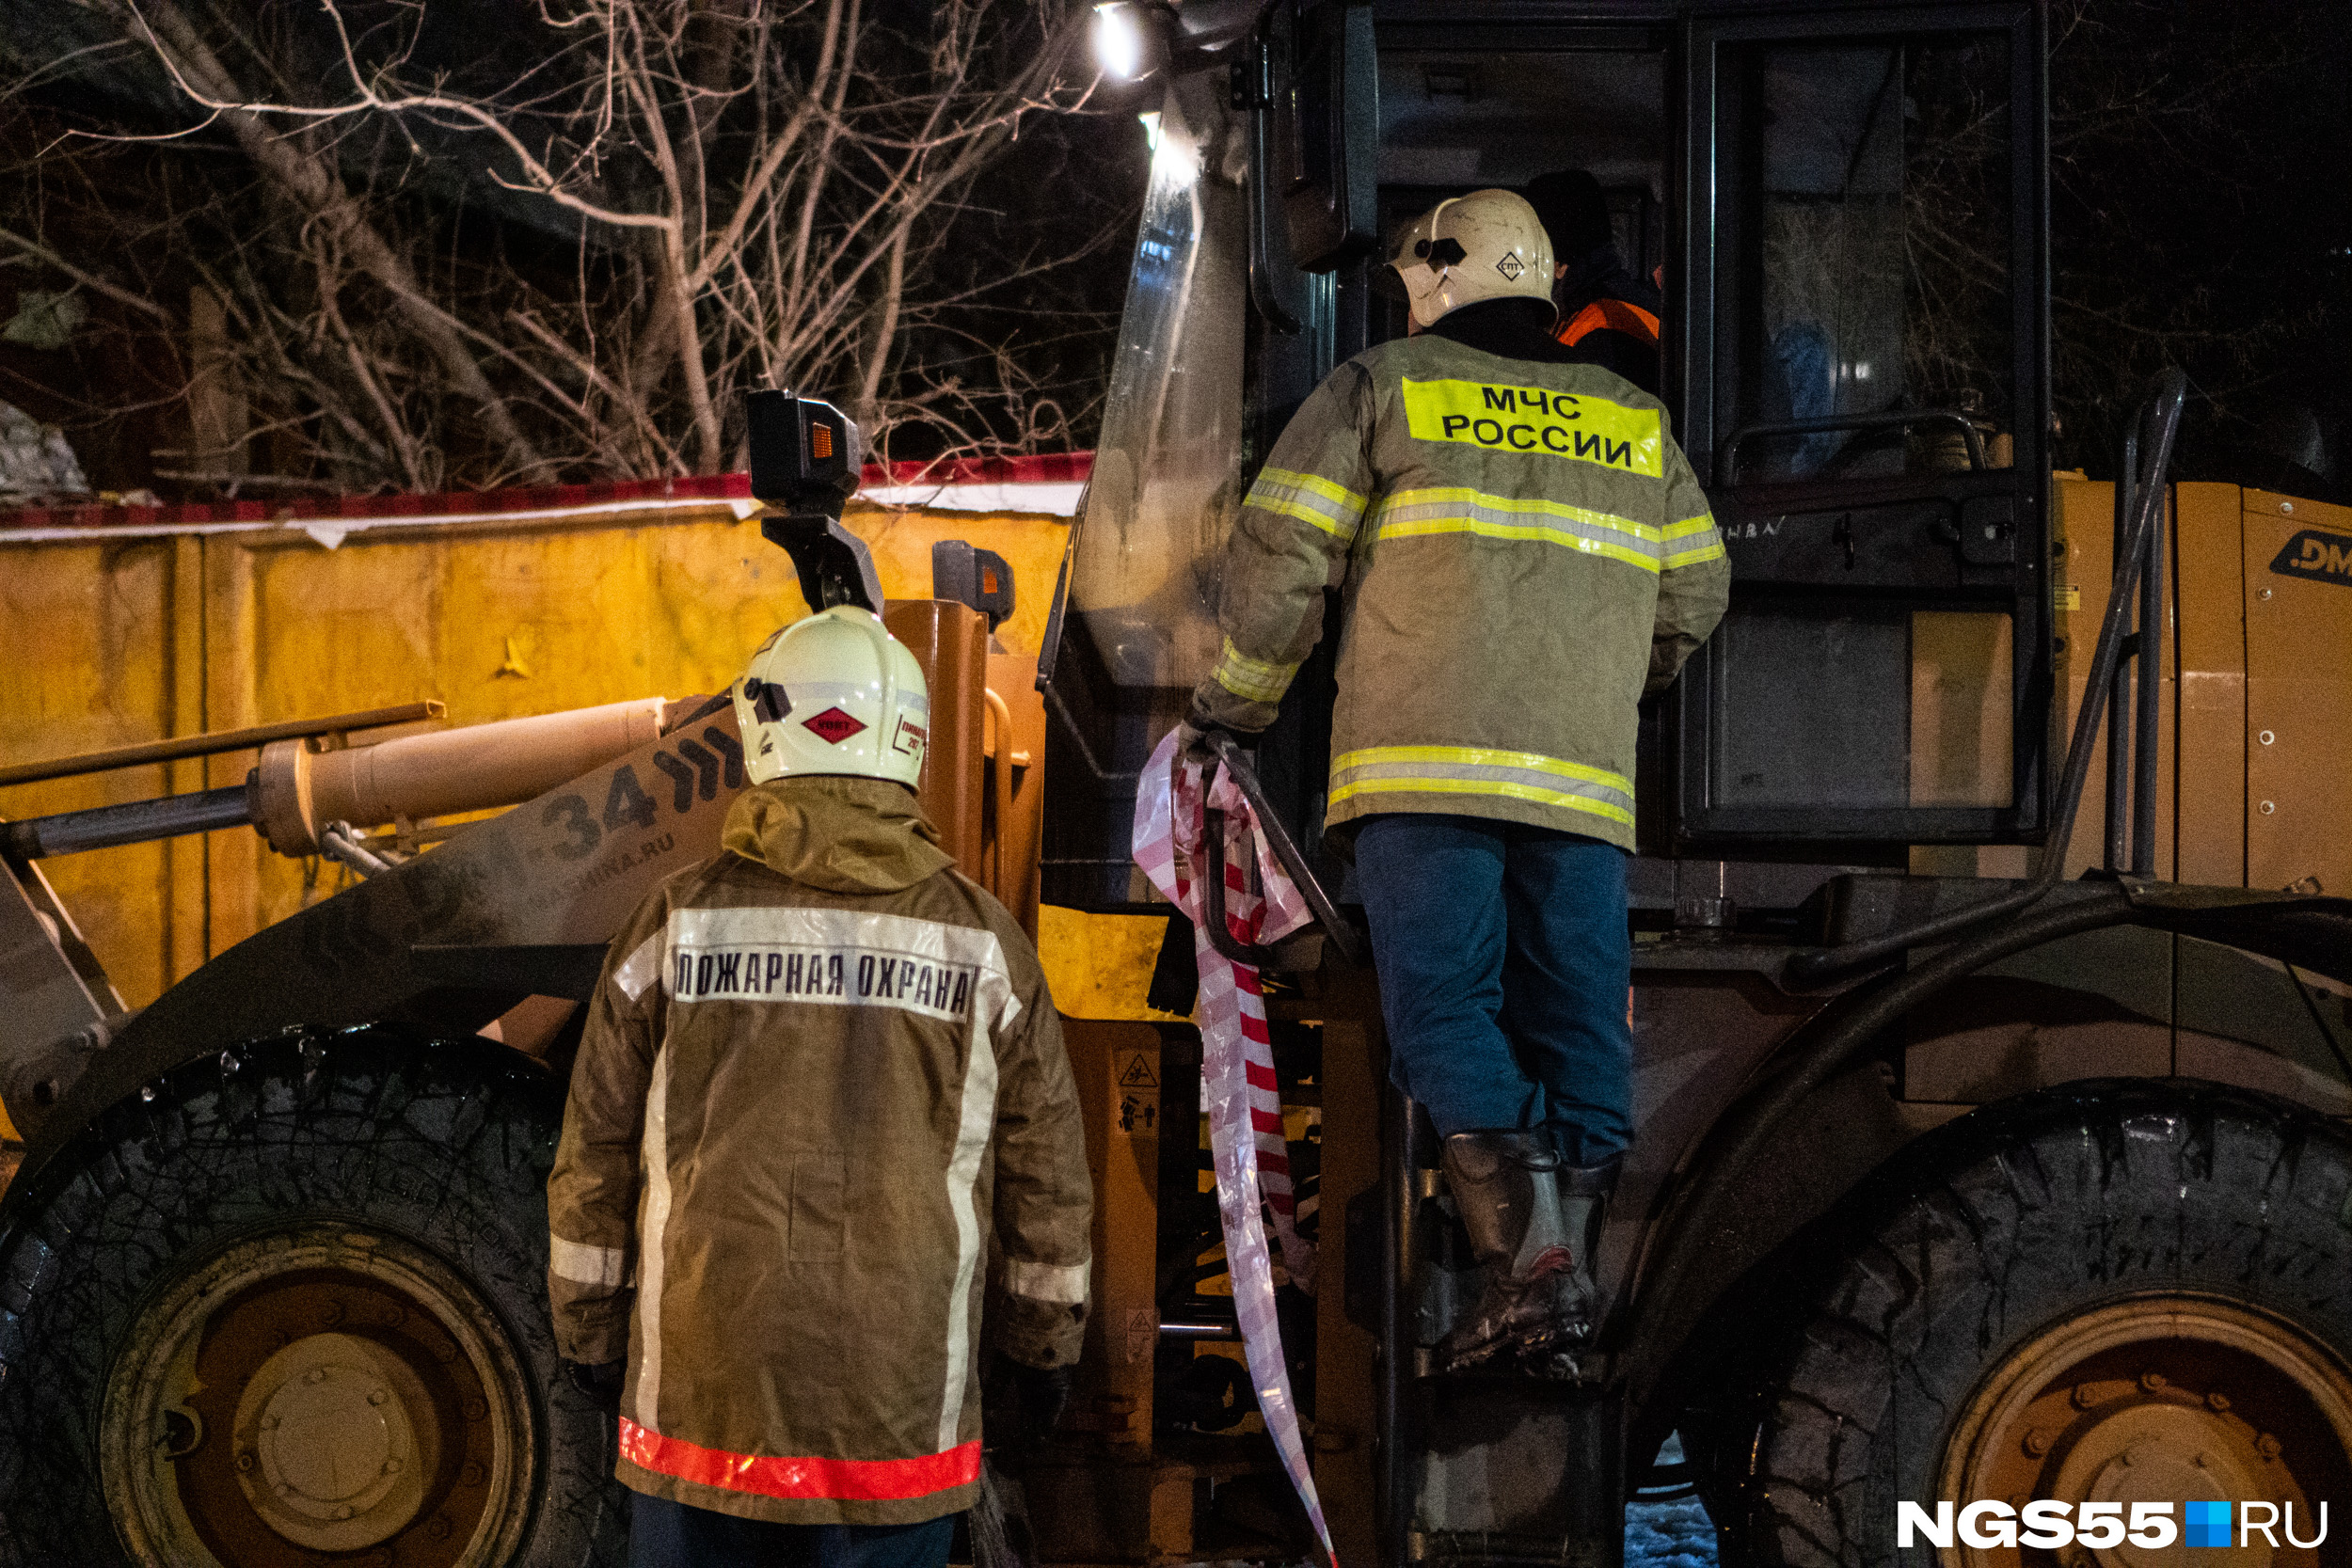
top-left (1556, 298), bottom-right (1661, 350)
top-left (620, 1419), bottom-right (982, 1502)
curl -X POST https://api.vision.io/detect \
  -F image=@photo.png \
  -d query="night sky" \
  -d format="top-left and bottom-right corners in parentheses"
top-left (0, 0), bottom-right (2343, 498)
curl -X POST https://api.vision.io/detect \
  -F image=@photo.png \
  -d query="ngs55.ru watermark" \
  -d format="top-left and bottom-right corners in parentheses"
top-left (1899, 1498), bottom-right (2328, 1550)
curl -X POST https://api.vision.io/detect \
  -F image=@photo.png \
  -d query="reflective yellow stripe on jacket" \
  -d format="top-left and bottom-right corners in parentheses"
top-left (1375, 487), bottom-right (1657, 574)
top-left (1248, 466), bottom-right (1369, 540)
top-left (1374, 487), bottom-right (1724, 576)
top-left (1328, 745), bottom-right (1637, 832)
top-left (1661, 513), bottom-right (1728, 569)
top-left (1211, 637), bottom-right (1300, 705)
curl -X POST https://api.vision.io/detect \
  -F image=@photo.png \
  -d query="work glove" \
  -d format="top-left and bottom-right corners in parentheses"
top-left (1173, 718), bottom-right (1223, 769)
top-left (563, 1358), bottom-right (626, 1414)
top-left (981, 1350), bottom-right (1075, 1454)
top-left (1176, 713), bottom-right (1259, 774)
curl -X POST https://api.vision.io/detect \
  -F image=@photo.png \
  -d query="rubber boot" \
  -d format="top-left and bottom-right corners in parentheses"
top-left (1436, 1129), bottom-right (1577, 1372)
top-left (1551, 1151), bottom-right (1622, 1347)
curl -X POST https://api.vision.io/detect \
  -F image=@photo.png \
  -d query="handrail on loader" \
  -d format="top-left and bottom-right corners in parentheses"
top-left (1716, 407), bottom-right (1991, 486)
top-left (1199, 729), bottom-right (1369, 970)
top-left (1783, 368), bottom-right (2189, 989)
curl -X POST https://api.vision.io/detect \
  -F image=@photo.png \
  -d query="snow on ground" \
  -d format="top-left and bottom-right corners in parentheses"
top-left (1624, 1433), bottom-right (1718, 1568)
top-left (1625, 1494), bottom-right (1718, 1568)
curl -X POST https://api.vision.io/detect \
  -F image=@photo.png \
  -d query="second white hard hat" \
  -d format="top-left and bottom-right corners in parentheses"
top-left (1383, 189), bottom-right (1557, 329)
top-left (732, 607), bottom-right (930, 789)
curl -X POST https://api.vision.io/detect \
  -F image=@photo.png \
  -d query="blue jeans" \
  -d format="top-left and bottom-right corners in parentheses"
top-left (1352, 814), bottom-right (1631, 1161)
top-left (629, 1493), bottom-right (956, 1568)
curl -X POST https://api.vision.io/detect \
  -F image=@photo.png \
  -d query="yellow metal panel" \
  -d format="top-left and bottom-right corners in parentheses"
top-left (1907, 610), bottom-right (2013, 807)
top-left (845, 502), bottom-right (1072, 659)
top-left (167, 535), bottom-right (210, 986)
top-left (204, 536), bottom-right (262, 952)
top-left (0, 501), bottom-right (1073, 1022)
top-left (215, 505), bottom-right (1071, 954)
top-left (2244, 489), bottom-right (2352, 895)
top-left (0, 538), bottom-right (179, 1011)
top-left (2171, 483), bottom-right (2247, 886)
top-left (1038, 907), bottom-right (1190, 1022)
top-left (1062, 1017), bottom-right (1162, 1449)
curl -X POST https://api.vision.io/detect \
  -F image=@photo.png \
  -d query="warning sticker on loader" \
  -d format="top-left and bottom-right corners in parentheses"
top-left (1113, 1049), bottom-right (1158, 1136)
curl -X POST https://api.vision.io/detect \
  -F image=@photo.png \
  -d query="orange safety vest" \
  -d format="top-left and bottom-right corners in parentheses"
top-left (1556, 297), bottom-right (1661, 351)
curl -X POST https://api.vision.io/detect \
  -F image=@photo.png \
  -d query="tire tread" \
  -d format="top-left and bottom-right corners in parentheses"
top-left (1712, 1080), bottom-right (2352, 1566)
top-left (0, 1025), bottom-right (627, 1566)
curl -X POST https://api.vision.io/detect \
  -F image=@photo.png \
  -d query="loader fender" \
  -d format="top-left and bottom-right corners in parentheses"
top-left (1625, 881), bottom-right (2352, 1421)
top-left (0, 703), bottom-right (747, 1216)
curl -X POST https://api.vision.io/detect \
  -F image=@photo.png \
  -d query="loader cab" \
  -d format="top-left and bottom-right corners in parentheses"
top-left (1044, 0), bottom-right (2050, 908)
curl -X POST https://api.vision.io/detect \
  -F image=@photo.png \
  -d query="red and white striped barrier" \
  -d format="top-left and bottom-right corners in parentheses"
top-left (1134, 727), bottom-right (1334, 1566)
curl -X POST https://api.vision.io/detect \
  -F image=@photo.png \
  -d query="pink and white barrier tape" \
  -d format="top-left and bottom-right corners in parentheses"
top-left (1134, 729), bottom-right (1333, 1563)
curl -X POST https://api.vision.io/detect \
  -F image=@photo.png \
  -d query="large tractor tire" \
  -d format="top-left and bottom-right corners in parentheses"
top-left (1711, 1081), bottom-right (2352, 1567)
top-left (0, 1026), bottom-right (627, 1567)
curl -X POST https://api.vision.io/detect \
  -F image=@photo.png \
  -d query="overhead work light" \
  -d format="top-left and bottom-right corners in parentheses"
top-left (1092, 2), bottom-right (1173, 83)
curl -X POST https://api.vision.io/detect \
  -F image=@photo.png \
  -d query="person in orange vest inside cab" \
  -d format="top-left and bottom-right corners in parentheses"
top-left (1524, 168), bottom-right (1662, 399)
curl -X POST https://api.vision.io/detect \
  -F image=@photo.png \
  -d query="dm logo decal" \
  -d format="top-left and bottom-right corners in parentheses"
top-left (2269, 528), bottom-right (2352, 589)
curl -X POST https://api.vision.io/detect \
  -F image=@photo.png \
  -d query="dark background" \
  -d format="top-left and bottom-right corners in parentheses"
top-left (2039, 0), bottom-right (2351, 497)
top-left (0, 0), bottom-right (2343, 500)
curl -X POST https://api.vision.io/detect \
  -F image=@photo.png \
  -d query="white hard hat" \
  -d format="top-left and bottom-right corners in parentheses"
top-left (732, 607), bottom-right (930, 789)
top-left (1382, 189), bottom-right (1556, 329)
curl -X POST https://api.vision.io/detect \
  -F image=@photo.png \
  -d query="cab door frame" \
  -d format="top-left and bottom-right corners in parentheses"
top-left (1670, 1), bottom-right (2053, 849)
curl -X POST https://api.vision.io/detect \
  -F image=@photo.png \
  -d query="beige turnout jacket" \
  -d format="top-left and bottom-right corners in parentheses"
top-left (1193, 331), bottom-right (1730, 849)
top-left (548, 776), bottom-right (1091, 1525)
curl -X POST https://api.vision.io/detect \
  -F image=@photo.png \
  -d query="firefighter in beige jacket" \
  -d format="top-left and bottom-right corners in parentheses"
top-left (1188, 191), bottom-right (1728, 1376)
top-left (548, 607), bottom-right (1091, 1566)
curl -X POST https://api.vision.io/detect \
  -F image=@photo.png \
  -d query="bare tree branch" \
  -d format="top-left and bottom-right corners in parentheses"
top-left (1, 0), bottom-right (1121, 493)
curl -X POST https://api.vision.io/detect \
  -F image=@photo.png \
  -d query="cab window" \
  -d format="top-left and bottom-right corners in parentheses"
top-left (1372, 45), bottom-right (1667, 348)
top-left (1719, 38), bottom-right (2015, 483)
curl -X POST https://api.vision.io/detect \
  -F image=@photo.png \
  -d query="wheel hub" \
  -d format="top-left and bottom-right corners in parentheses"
top-left (2052, 1405), bottom-right (2271, 1568)
top-left (101, 1227), bottom-right (535, 1568)
top-left (1942, 1296), bottom-right (2352, 1567)
top-left (232, 1332), bottom-right (436, 1549)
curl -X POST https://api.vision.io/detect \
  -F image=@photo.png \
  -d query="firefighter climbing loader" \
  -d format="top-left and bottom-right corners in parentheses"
top-left (4, 3), bottom-right (2352, 1566)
